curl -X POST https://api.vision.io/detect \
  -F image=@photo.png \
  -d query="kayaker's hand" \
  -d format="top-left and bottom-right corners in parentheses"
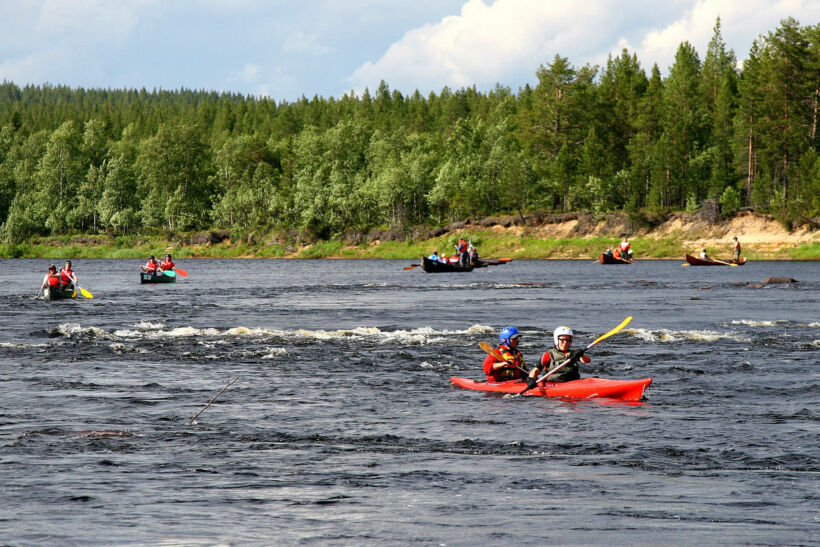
top-left (568, 349), bottom-right (584, 363)
top-left (526, 376), bottom-right (537, 390)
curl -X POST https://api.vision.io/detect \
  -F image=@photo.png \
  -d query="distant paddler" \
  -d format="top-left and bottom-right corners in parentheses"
top-left (39, 264), bottom-right (60, 296)
top-left (58, 260), bottom-right (78, 291)
top-left (731, 236), bottom-right (742, 263)
top-left (141, 255), bottom-right (160, 274)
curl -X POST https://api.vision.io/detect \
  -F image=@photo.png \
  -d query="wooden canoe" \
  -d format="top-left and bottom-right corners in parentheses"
top-left (421, 255), bottom-right (474, 273)
top-left (599, 253), bottom-right (633, 264)
top-left (685, 254), bottom-right (747, 266)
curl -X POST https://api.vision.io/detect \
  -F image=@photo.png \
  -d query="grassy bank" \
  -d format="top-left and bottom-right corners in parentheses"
top-left (0, 230), bottom-right (816, 260)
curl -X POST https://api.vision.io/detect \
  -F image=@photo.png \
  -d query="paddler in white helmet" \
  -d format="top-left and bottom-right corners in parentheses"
top-left (525, 326), bottom-right (591, 388)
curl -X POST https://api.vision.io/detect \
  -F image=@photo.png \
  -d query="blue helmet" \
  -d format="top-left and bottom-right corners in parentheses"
top-left (499, 326), bottom-right (520, 345)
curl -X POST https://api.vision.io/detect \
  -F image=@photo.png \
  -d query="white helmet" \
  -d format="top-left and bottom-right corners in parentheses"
top-left (553, 326), bottom-right (573, 347)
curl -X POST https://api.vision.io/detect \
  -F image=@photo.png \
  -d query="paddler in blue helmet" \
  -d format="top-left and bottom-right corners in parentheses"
top-left (483, 326), bottom-right (528, 381)
top-left (525, 326), bottom-right (591, 387)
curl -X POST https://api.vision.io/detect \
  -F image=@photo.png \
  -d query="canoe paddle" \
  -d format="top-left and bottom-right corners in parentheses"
top-left (77, 285), bottom-right (94, 298)
top-left (709, 258), bottom-right (738, 267)
top-left (479, 341), bottom-right (530, 376)
top-left (513, 316), bottom-right (633, 397)
top-left (174, 267), bottom-right (188, 277)
top-left (403, 264), bottom-right (420, 270)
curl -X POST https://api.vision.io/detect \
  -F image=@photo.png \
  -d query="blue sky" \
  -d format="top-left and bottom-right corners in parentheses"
top-left (1, 0), bottom-right (817, 102)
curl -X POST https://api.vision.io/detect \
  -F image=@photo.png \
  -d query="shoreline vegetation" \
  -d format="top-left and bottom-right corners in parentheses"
top-left (1, 19), bottom-right (819, 259)
top-left (3, 211), bottom-right (817, 261)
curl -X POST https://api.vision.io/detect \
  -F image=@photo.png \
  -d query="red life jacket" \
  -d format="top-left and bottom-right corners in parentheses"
top-left (160, 259), bottom-right (174, 270)
top-left (47, 273), bottom-right (60, 287)
top-left (145, 260), bottom-right (158, 273)
top-left (483, 344), bottom-right (525, 381)
top-left (456, 240), bottom-right (467, 253)
top-left (59, 267), bottom-right (74, 284)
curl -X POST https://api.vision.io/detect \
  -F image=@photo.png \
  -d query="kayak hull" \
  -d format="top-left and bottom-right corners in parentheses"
top-left (450, 376), bottom-right (652, 402)
top-left (140, 271), bottom-right (176, 284)
top-left (685, 254), bottom-right (746, 266)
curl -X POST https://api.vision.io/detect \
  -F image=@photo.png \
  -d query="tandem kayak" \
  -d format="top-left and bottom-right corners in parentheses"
top-left (450, 376), bottom-right (652, 402)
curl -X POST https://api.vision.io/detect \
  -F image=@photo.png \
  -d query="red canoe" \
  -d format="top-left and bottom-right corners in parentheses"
top-left (450, 376), bottom-right (652, 402)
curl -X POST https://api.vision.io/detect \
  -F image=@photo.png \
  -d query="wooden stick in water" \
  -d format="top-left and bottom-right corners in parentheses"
top-left (188, 377), bottom-right (239, 424)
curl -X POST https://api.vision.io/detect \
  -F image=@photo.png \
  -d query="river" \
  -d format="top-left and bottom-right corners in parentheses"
top-left (1, 258), bottom-right (817, 545)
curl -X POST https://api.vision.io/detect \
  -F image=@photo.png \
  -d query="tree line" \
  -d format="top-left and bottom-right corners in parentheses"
top-left (0, 17), bottom-right (817, 243)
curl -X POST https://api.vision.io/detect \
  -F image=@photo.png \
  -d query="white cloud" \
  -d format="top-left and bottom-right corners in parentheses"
top-left (34, 0), bottom-right (140, 44)
top-left (346, 0), bottom-right (820, 95)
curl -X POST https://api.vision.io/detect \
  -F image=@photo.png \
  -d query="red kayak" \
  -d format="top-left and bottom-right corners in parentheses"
top-left (450, 376), bottom-right (652, 402)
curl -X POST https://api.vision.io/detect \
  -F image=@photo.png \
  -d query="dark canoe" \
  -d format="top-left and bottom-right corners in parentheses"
top-left (421, 255), bottom-right (474, 273)
top-left (44, 286), bottom-right (76, 300)
top-left (599, 253), bottom-right (633, 265)
top-left (685, 254), bottom-right (747, 266)
top-left (140, 271), bottom-right (176, 283)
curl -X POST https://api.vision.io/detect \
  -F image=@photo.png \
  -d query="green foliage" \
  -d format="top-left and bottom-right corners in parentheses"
top-left (298, 240), bottom-right (342, 258)
top-left (719, 186), bottom-right (741, 217)
top-left (0, 17), bottom-right (818, 243)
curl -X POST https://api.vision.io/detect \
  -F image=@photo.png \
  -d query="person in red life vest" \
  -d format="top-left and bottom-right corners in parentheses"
top-left (141, 255), bottom-right (160, 274)
top-left (455, 237), bottom-right (469, 266)
top-left (483, 326), bottom-right (528, 381)
top-left (160, 254), bottom-right (175, 272)
top-left (58, 260), bottom-right (78, 290)
top-left (41, 265), bottom-right (60, 292)
top-left (613, 248), bottom-right (621, 259)
top-left (525, 326), bottom-right (590, 387)
top-left (455, 237), bottom-right (467, 254)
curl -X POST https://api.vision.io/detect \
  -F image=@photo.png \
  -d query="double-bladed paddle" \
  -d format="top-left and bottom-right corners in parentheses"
top-left (514, 316), bottom-right (633, 397)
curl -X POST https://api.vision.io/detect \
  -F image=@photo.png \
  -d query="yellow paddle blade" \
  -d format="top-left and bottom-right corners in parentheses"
top-left (590, 316), bottom-right (632, 346)
top-left (479, 341), bottom-right (504, 361)
top-left (80, 287), bottom-right (94, 299)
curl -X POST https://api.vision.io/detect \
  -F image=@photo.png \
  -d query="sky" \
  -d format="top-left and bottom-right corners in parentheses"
top-left (0, 0), bottom-right (817, 102)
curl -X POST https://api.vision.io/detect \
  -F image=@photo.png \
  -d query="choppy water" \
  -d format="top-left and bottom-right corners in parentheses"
top-left (1, 258), bottom-right (817, 545)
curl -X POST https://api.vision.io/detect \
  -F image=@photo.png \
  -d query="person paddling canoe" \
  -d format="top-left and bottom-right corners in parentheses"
top-left (525, 326), bottom-right (590, 388)
top-left (141, 255), bottom-right (160, 273)
top-left (59, 260), bottom-right (78, 290)
top-left (41, 264), bottom-right (60, 292)
top-left (160, 253), bottom-right (175, 272)
top-left (483, 326), bottom-right (528, 381)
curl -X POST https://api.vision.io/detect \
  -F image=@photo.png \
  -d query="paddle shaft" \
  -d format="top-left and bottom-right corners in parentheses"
top-left (188, 377), bottom-right (239, 424)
